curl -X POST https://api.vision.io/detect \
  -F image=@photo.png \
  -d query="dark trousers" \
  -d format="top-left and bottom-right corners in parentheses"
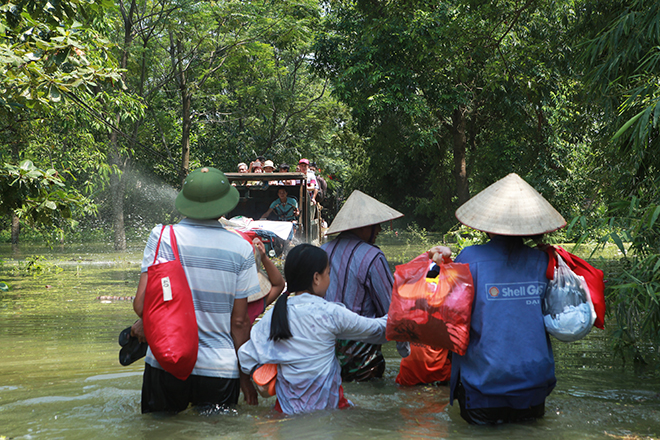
top-left (141, 363), bottom-right (240, 413)
top-left (455, 381), bottom-right (545, 425)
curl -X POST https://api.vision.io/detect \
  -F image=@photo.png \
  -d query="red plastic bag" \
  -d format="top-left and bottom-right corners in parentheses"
top-left (143, 225), bottom-right (199, 380)
top-left (386, 253), bottom-right (474, 356)
top-left (542, 245), bottom-right (606, 329)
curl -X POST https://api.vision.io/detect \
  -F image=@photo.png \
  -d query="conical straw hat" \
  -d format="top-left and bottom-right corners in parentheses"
top-left (325, 190), bottom-right (404, 235)
top-left (247, 271), bottom-right (272, 303)
top-left (455, 173), bottom-right (566, 236)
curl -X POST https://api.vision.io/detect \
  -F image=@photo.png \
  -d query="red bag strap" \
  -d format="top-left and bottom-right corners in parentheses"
top-left (540, 244), bottom-right (586, 280)
top-left (554, 246), bottom-right (577, 267)
top-left (539, 244), bottom-right (558, 280)
top-left (152, 225), bottom-right (180, 265)
top-left (168, 225), bottom-right (180, 262)
top-left (153, 225), bottom-right (167, 265)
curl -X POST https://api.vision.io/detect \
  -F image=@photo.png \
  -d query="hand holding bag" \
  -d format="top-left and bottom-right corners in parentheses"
top-left (143, 225), bottom-right (198, 380)
top-left (386, 253), bottom-right (474, 355)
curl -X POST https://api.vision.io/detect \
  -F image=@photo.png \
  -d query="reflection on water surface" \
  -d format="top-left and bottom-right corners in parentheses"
top-left (0, 243), bottom-right (658, 439)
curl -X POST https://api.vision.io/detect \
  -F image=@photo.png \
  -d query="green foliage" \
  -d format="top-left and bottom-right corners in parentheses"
top-left (607, 254), bottom-right (660, 363)
top-left (443, 224), bottom-right (488, 254)
top-left (313, 0), bottom-right (594, 230)
top-left (577, 0), bottom-right (660, 363)
top-left (17, 254), bottom-right (62, 276)
top-left (0, 0), bottom-right (122, 111)
top-left (0, 159), bottom-right (95, 229)
top-left (192, 0), bottom-right (349, 175)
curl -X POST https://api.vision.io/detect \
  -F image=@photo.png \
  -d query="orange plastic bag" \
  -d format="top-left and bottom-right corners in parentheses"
top-left (252, 363), bottom-right (277, 398)
top-left (386, 253), bottom-right (474, 356)
top-left (396, 343), bottom-right (452, 386)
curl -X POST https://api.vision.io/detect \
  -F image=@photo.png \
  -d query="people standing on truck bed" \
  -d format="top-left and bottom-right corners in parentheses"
top-left (277, 163), bottom-right (295, 185)
top-left (263, 160), bottom-right (275, 174)
top-left (298, 159), bottom-right (318, 204)
top-left (310, 162), bottom-right (327, 205)
top-left (249, 156), bottom-right (266, 172)
top-left (247, 161), bottom-right (264, 187)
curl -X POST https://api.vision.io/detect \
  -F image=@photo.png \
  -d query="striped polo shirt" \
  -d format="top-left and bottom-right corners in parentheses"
top-left (141, 218), bottom-right (260, 379)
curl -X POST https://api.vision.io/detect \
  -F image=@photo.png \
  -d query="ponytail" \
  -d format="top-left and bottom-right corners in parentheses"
top-left (269, 244), bottom-right (328, 341)
top-left (269, 292), bottom-right (292, 341)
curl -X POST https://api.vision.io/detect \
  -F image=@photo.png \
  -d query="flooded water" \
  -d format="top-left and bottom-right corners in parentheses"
top-left (1, 242), bottom-right (659, 439)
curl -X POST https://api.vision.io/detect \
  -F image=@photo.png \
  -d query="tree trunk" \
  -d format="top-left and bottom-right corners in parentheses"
top-left (180, 89), bottom-right (191, 183)
top-left (107, 0), bottom-right (137, 252)
top-left (10, 113), bottom-right (22, 246)
top-left (451, 107), bottom-right (470, 205)
top-left (177, 37), bottom-right (191, 184)
top-left (10, 212), bottom-right (20, 245)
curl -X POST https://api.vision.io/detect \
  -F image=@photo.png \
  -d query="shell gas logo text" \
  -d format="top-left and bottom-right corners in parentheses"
top-left (488, 286), bottom-right (500, 297)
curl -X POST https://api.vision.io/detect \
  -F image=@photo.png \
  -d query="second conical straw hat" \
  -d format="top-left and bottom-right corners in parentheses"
top-left (455, 173), bottom-right (566, 236)
top-left (325, 190), bottom-right (404, 235)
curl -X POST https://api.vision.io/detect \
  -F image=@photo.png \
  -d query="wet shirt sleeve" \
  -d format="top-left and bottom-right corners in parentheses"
top-left (331, 304), bottom-right (388, 345)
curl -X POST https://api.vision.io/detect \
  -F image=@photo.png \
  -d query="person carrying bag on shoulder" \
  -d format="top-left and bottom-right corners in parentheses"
top-left (131, 167), bottom-right (261, 413)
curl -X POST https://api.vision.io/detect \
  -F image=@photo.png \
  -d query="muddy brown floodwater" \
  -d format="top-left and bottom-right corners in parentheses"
top-left (0, 240), bottom-right (658, 439)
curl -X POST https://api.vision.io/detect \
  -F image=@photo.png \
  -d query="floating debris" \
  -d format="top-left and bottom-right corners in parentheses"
top-left (95, 295), bottom-right (135, 301)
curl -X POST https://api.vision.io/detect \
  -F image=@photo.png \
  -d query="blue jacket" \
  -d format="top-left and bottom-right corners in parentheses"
top-left (450, 236), bottom-right (556, 409)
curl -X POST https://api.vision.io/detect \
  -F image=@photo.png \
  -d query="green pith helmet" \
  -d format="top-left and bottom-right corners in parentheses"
top-left (175, 167), bottom-right (239, 220)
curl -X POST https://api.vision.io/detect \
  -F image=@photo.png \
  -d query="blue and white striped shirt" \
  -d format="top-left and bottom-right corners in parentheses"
top-left (141, 218), bottom-right (260, 378)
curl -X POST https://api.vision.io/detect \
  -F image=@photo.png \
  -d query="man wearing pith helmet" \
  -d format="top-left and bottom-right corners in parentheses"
top-left (132, 167), bottom-right (261, 413)
top-left (321, 190), bottom-right (411, 381)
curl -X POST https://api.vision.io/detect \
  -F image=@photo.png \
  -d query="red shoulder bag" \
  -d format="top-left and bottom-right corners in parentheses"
top-left (143, 225), bottom-right (199, 380)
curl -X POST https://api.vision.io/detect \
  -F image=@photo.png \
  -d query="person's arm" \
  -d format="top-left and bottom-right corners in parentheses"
top-left (260, 207), bottom-right (274, 220)
top-left (364, 252), bottom-right (410, 357)
top-left (133, 272), bottom-right (148, 317)
top-left (231, 297), bottom-right (258, 405)
top-left (253, 239), bottom-right (285, 306)
top-left (332, 305), bottom-right (389, 345)
top-left (291, 199), bottom-right (300, 217)
top-left (131, 272), bottom-right (149, 342)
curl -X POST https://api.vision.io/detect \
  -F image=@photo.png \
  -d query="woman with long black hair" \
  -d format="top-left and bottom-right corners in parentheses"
top-left (238, 244), bottom-right (388, 415)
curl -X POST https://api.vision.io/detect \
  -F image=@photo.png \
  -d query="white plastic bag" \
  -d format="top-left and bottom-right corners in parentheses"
top-left (543, 255), bottom-right (596, 342)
